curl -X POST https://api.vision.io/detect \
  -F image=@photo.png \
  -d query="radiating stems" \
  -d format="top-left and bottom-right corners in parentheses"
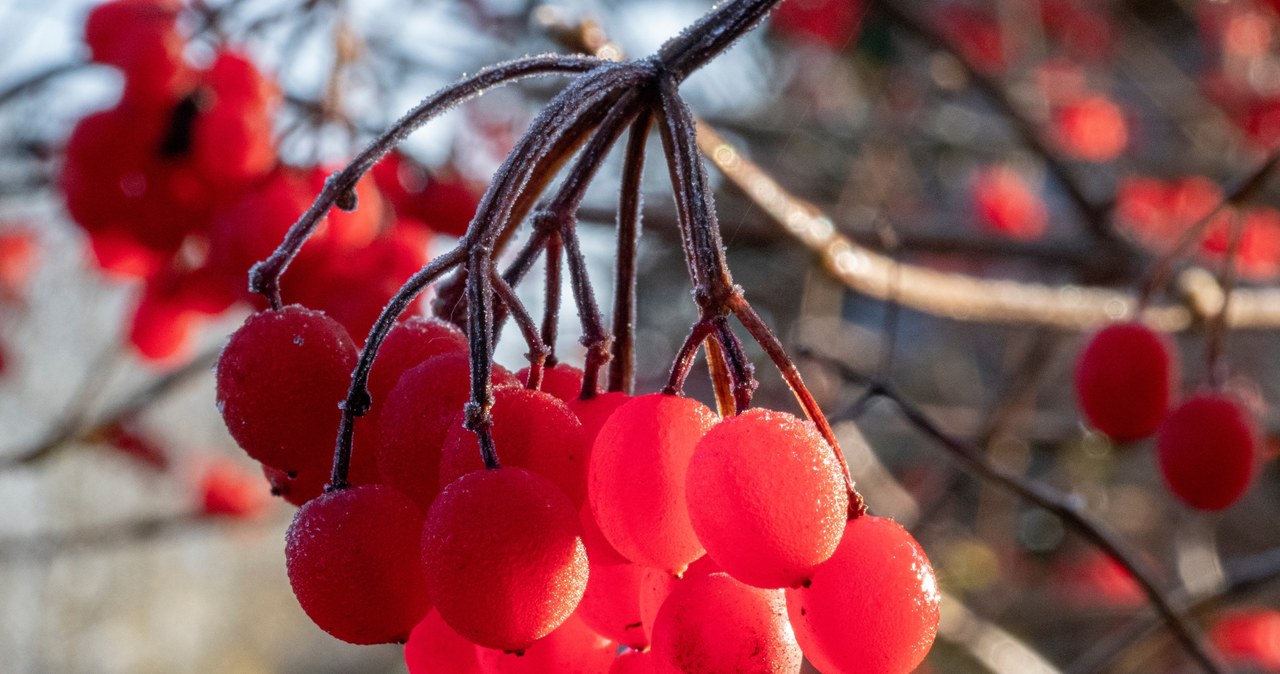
top-left (250, 54), bottom-right (602, 308)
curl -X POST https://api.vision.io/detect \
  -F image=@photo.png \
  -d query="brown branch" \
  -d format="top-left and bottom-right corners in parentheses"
top-left (848, 375), bottom-right (1228, 674)
top-left (695, 120), bottom-right (1280, 331)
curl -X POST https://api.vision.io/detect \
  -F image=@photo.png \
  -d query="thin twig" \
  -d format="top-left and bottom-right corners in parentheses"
top-left (851, 376), bottom-right (1228, 674)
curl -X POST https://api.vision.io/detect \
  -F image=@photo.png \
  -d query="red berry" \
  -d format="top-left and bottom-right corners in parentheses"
top-left (375, 352), bottom-right (515, 507)
top-left (517, 363), bottom-right (585, 402)
top-left (364, 315), bottom-right (467, 426)
top-left (972, 166), bottom-right (1048, 240)
top-left (475, 613), bottom-right (616, 673)
top-left (215, 306), bottom-right (357, 474)
top-left (199, 460), bottom-right (269, 518)
top-left (770, 0), bottom-right (864, 49)
top-left (588, 393), bottom-right (716, 573)
top-left (1210, 608), bottom-right (1280, 671)
top-left (577, 559), bottom-right (650, 649)
top-left (204, 49), bottom-right (279, 111)
top-left (262, 464), bottom-right (326, 507)
top-left (422, 468), bottom-right (588, 651)
top-left (0, 229), bottom-right (38, 298)
top-left (786, 515), bottom-right (940, 674)
top-left (1054, 95), bottom-right (1128, 162)
top-left (128, 283), bottom-right (199, 364)
top-left (650, 573), bottom-right (802, 674)
top-left (567, 392), bottom-right (632, 443)
top-left (1156, 393), bottom-right (1259, 510)
top-left (100, 421), bottom-right (169, 470)
top-left (191, 98), bottom-right (276, 187)
top-left (439, 387), bottom-right (590, 506)
top-left (405, 610), bottom-right (483, 674)
top-left (686, 408), bottom-right (848, 588)
top-left (637, 556), bottom-right (722, 634)
top-left (85, 0), bottom-right (191, 104)
top-left (285, 485), bottom-right (431, 644)
top-left (1074, 323), bottom-right (1176, 442)
top-left (85, 230), bottom-right (165, 279)
top-left (609, 650), bottom-right (658, 674)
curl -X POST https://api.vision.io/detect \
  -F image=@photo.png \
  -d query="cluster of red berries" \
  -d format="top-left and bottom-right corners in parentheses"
top-left (59, 0), bottom-right (481, 364)
top-left (1115, 176), bottom-right (1280, 279)
top-left (214, 305), bottom-right (940, 673)
top-left (1074, 322), bottom-right (1261, 511)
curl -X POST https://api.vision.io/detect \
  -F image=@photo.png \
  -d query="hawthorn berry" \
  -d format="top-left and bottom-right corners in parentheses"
top-left (588, 393), bottom-right (717, 573)
top-left (685, 408), bottom-right (848, 588)
top-left (785, 515), bottom-right (939, 674)
top-left (1156, 393), bottom-right (1259, 511)
top-left (422, 468), bottom-right (589, 651)
top-left (285, 485), bottom-right (431, 644)
top-left (262, 464), bottom-right (326, 507)
top-left (650, 572), bottom-right (802, 674)
top-left (1074, 322), bottom-right (1176, 442)
top-left (405, 610), bottom-right (483, 674)
top-left (215, 306), bottom-right (357, 475)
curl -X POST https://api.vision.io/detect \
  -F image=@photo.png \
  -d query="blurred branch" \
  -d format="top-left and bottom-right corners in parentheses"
top-left (0, 62), bottom-right (83, 108)
top-left (1070, 545), bottom-right (1280, 674)
top-left (867, 0), bottom-right (1117, 245)
top-left (811, 352), bottom-right (1228, 673)
top-left (698, 118), bottom-right (1280, 331)
top-left (0, 347), bottom-right (220, 471)
top-left (0, 513), bottom-right (264, 562)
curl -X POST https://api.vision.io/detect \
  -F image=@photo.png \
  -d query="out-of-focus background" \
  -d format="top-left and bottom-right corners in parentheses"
top-left (0, 0), bottom-right (1278, 672)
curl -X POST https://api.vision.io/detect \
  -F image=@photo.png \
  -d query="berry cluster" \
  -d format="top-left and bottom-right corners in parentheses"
top-left (214, 305), bottom-right (940, 673)
top-left (1074, 322), bottom-right (1261, 510)
top-left (59, 0), bottom-right (481, 363)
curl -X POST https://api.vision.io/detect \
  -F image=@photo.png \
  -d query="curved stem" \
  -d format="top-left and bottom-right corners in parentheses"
top-left (1205, 212), bottom-right (1244, 389)
top-left (712, 317), bottom-right (757, 412)
top-left (654, 77), bottom-right (735, 308)
top-left (490, 268), bottom-right (550, 389)
top-left (329, 246), bottom-right (466, 488)
top-left (541, 231), bottom-right (563, 367)
top-left (250, 53), bottom-right (602, 308)
top-left (662, 319), bottom-right (716, 395)
top-left (464, 246), bottom-right (501, 470)
top-left (729, 294), bottom-right (866, 516)
top-left (657, 0), bottom-right (783, 82)
top-left (529, 90), bottom-right (649, 398)
top-left (705, 334), bottom-right (737, 417)
top-left (608, 111), bottom-right (653, 394)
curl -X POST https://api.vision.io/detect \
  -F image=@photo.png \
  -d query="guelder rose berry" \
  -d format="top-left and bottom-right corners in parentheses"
top-left (405, 610), bottom-right (483, 674)
top-left (685, 408), bottom-right (848, 588)
top-left (1156, 393), bottom-right (1258, 511)
top-left (285, 485), bottom-right (431, 644)
top-left (475, 613), bottom-right (617, 673)
top-left (588, 393), bottom-right (717, 573)
top-left (422, 468), bottom-right (588, 651)
top-left (786, 515), bottom-right (940, 674)
top-left (650, 572), bottom-right (802, 674)
top-left (215, 306), bottom-right (357, 475)
top-left (1074, 322), bottom-right (1176, 442)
